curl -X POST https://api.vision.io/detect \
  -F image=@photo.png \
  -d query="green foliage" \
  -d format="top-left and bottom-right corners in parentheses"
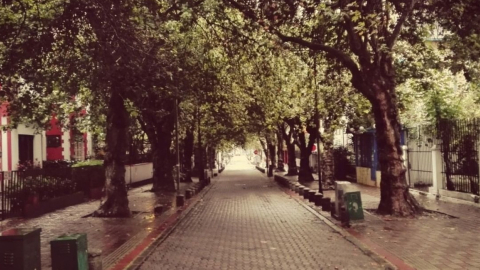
top-left (397, 43), bottom-right (480, 126)
top-left (72, 160), bottom-right (103, 168)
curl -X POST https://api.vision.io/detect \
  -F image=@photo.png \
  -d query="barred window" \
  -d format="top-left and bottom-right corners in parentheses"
top-left (47, 135), bottom-right (61, 148)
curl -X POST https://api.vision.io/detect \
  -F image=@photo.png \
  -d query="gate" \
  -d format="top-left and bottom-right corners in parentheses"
top-left (1, 172), bottom-right (24, 220)
top-left (438, 119), bottom-right (480, 195)
top-left (406, 126), bottom-right (434, 190)
top-left (333, 131), bottom-right (356, 181)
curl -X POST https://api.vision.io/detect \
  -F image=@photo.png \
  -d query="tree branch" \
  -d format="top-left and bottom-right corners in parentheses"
top-left (274, 31), bottom-right (360, 76)
top-left (342, 15), bottom-right (364, 56)
top-left (387, 0), bottom-right (417, 48)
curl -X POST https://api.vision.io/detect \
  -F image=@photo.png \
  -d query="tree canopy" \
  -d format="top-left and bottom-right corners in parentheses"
top-left (1, 0), bottom-right (480, 216)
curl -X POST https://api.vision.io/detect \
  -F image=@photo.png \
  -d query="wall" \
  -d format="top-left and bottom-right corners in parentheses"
top-left (86, 132), bottom-right (93, 158)
top-left (41, 131), bottom-right (47, 161)
top-left (356, 167), bottom-right (378, 187)
top-left (46, 117), bottom-right (64, 160)
top-left (125, 162), bottom-right (153, 185)
top-left (376, 171), bottom-right (382, 188)
top-left (61, 128), bottom-right (71, 160)
top-left (1, 113), bottom-right (9, 171)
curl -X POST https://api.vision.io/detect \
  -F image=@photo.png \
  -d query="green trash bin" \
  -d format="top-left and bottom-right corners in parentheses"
top-left (344, 191), bottom-right (365, 221)
top-left (0, 227), bottom-right (42, 270)
top-left (50, 233), bottom-right (88, 270)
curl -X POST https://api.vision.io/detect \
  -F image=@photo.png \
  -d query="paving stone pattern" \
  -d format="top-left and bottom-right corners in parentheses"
top-left (139, 157), bottom-right (382, 270)
top-left (0, 181), bottom-right (197, 270)
top-left (287, 175), bottom-right (480, 270)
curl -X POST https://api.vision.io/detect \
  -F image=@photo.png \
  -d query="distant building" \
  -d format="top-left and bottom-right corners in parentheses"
top-left (0, 103), bottom-right (93, 171)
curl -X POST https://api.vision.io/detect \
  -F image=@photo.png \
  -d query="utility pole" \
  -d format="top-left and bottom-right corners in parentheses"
top-left (314, 56), bottom-right (323, 193)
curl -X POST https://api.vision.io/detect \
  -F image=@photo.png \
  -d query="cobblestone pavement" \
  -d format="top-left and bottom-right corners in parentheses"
top-left (138, 157), bottom-right (384, 270)
top-left (0, 180), bottom-right (197, 270)
top-left (284, 175), bottom-right (480, 270)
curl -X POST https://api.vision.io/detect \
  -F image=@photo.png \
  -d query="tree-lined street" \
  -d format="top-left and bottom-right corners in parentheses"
top-left (1, 0), bottom-right (480, 269)
top-left (2, 155), bottom-right (479, 269)
top-left (135, 155), bottom-right (387, 270)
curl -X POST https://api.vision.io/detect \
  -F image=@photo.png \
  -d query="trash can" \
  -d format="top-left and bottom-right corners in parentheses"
top-left (50, 233), bottom-right (88, 270)
top-left (0, 227), bottom-right (42, 270)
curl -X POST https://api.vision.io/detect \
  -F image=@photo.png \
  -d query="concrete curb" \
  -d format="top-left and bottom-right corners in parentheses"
top-left (255, 165), bottom-right (266, 173)
top-left (409, 188), bottom-right (480, 208)
top-left (113, 180), bottom-right (217, 270)
top-left (292, 193), bottom-right (397, 270)
top-left (273, 174), bottom-right (398, 270)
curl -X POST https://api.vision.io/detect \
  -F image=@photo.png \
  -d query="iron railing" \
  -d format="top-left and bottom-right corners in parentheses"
top-left (355, 133), bottom-right (374, 168)
top-left (438, 118), bottom-right (480, 195)
top-left (1, 172), bottom-right (24, 220)
top-left (333, 146), bottom-right (356, 181)
top-left (1, 166), bottom-right (105, 220)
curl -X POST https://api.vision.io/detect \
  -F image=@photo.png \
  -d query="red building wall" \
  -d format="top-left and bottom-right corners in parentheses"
top-left (45, 116), bottom-right (63, 160)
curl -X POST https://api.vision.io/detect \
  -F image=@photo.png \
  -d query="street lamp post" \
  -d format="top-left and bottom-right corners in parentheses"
top-left (175, 69), bottom-right (181, 192)
top-left (313, 55), bottom-right (323, 193)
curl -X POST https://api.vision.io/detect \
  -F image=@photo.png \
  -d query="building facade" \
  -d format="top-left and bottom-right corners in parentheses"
top-left (0, 104), bottom-right (93, 171)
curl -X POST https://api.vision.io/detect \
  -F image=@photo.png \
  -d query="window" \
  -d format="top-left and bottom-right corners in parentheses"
top-left (73, 141), bottom-right (85, 161)
top-left (19, 135), bottom-right (34, 164)
top-left (47, 135), bottom-right (62, 148)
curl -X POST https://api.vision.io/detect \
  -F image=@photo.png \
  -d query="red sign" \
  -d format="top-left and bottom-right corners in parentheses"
top-left (254, 150), bottom-right (258, 155)
top-left (312, 144), bottom-right (317, 152)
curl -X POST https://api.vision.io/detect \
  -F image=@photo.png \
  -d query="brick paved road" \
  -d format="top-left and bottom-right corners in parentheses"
top-left (0, 181), bottom-right (196, 270)
top-left (138, 156), bottom-right (383, 270)
top-left (287, 175), bottom-right (480, 270)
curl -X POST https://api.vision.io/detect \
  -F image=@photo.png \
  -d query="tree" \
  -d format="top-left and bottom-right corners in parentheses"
top-left (0, 0), bottom-right (136, 216)
top-left (433, 0), bottom-right (480, 82)
top-left (0, 0), bottom-right (205, 215)
top-left (223, 0), bottom-right (428, 215)
top-left (310, 57), bottom-right (371, 188)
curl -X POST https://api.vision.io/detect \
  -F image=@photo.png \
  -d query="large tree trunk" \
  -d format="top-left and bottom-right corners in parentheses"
top-left (268, 141), bottom-right (276, 168)
top-left (195, 107), bottom-right (206, 183)
top-left (276, 130), bottom-right (285, 172)
top-left (182, 128), bottom-right (194, 182)
top-left (281, 122), bottom-right (298, 176)
top-left (321, 123), bottom-right (335, 186)
top-left (193, 146), bottom-right (202, 179)
top-left (151, 129), bottom-right (175, 191)
top-left (137, 100), bottom-right (176, 192)
top-left (297, 131), bottom-right (315, 182)
top-left (285, 141), bottom-right (297, 175)
top-left (209, 147), bottom-right (216, 169)
top-left (371, 75), bottom-right (420, 216)
top-left (322, 142), bottom-right (335, 185)
top-left (259, 138), bottom-right (268, 168)
top-left (94, 91), bottom-right (130, 217)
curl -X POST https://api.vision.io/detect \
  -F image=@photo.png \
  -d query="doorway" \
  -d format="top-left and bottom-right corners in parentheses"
top-left (18, 135), bottom-right (34, 165)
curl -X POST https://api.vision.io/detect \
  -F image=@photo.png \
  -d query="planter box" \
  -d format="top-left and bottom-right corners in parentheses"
top-left (23, 192), bottom-right (85, 218)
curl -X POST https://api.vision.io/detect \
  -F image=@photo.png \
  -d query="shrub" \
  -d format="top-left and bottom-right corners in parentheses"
top-left (72, 159), bottom-right (104, 168)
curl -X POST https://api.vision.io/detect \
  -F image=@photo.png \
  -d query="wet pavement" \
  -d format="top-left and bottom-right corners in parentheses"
top-left (0, 180), bottom-right (197, 270)
top-left (137, 156), bottom-right (385, 270)
top-left (280, 174), bottom-right (480, 270)
top-left (3, 157), bottom-right (479, 270)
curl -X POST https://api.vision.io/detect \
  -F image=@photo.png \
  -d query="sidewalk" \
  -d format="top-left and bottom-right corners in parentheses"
top-left (134, 156), bottom-right (388, 270)
top-left (0, 179), bottom-right (199, 270)
top-left (280, 174), bottom-right (480, 270)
